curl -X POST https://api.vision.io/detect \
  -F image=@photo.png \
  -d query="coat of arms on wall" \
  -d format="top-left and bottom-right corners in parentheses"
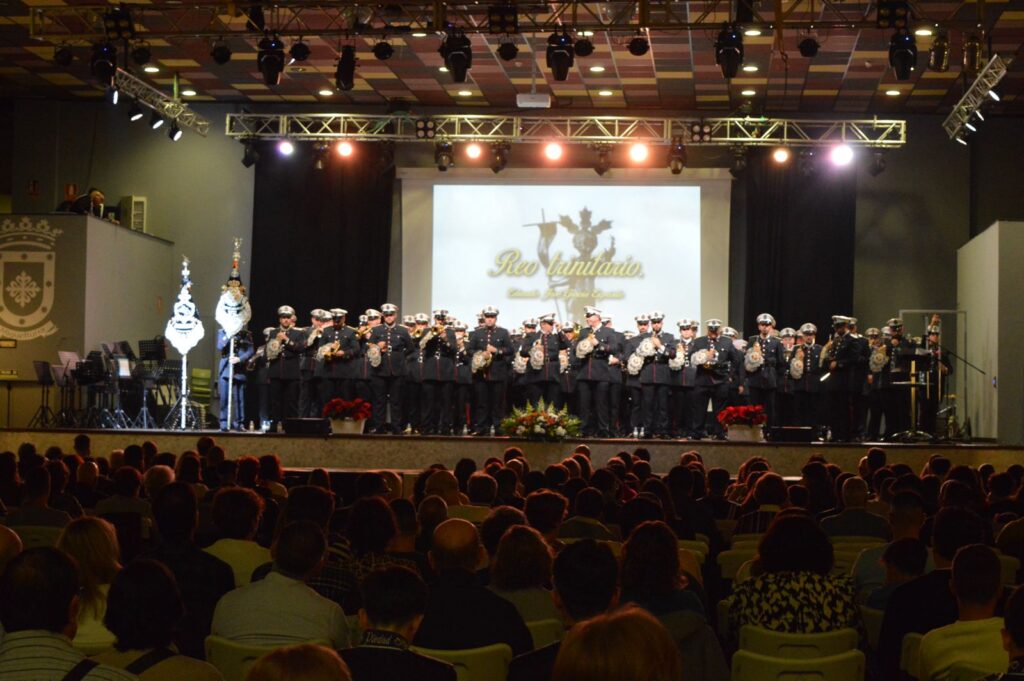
top-left (0, 217), bottom-right (62, 340)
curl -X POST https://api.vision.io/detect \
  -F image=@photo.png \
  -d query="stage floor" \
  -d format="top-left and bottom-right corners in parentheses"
top-left (0, 428), bottom-right (1019, 476)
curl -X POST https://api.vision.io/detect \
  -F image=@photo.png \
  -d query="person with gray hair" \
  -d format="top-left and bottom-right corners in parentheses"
top-left (142, 465), bottom-right (175, 502)
top-left (821, 476), bottom-right (892, 540)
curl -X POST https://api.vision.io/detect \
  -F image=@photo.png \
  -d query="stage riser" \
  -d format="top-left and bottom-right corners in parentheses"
top-left (0, 429), bottom-right (1019, 477)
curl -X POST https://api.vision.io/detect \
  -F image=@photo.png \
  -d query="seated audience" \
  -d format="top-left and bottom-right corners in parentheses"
top-left (415, 495), bottom-right (448, 554)
top-left (878, 506), bottom-right (988, 681)
top-left (73, 460), bottom-right (107, 510)
top-left (734, 472), bottom-right (787, 535)
top-left (142, 482), bottom-right (235, 659)
top-left (852, 490), bottom-right (930, 597)
top-left (479, 506), bottom-right (528, 566)
top-left (246, 644), bottom-right (351, 681)
top-left (340, 566), bottom-right (456, 681)
top-left (0, 450), bottom-right (22, 507)
top-left (730, 513), bottom-right (858, 634)
top-left (175, 454), bottom-right (209, 501)
top-left (212, 521), bottom-right (350, 649)
top-left (95, 467), bottom-right (152, 519)
top-left (142, 465), bottom-right (175, 504)
top-left (558, 487), bottom-right (616, 540)
top-left (917, 544), bottom-right (1008, 681)
top-left (4, 466), bottom-right (72, 528)
top-left (666, 466), bottom-right (722, 551)
top-left (342, 497), bottom-right (419, 610)
top-left (0, 548), bottom-right (135, 680)
top-left (413, 518), bottom-right (532, 655)
top-left (423, 470), bottom-right (467, 512)
top-left (980, 586), bottom-right (1024, 680)
top-left (0, 524), bottom-right (22, 574)
top-left (94, 560), bottom-right (222, 679)
top-left (46, 460), bottom-right (84, 519)
top-left (388, 498), bottom-right (432, 580)
top-left (821, 477), bottom-right (892, 540)
top-left (865, 537), bottom-right (929, 609)
top-left (493, 468), bottom-right (525, 509)
top-left (525, 490), bottom-right (569, 550)
top-left (57, 517), bottom-right (122, 650)
top-left (203, 487), bottom-right (270, 587)
top-left (258, 455), bottom-right (289, 499)
top-left (551, 605), bottom-right (682, 681)
top-left (489, 525), bottom-right (562, 622)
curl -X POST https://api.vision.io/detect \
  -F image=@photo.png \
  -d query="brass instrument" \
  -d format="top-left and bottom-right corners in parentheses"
top-left (869, 342), bottom-right (889, 373)
top-left (411, 327), bottom-right (426, 340)
top-left (819, 337), bottom-right (835, 369)
top-left (317, 339), bottom-right (342, 362)
top-left (790, 346), bottom-right (805, 380)
top-left (246, 344), bottom-right (266, 371)
top-left (266, 327), bottom-right (286, 361)
top-left (744, 338), bottom-right (765, 372)
top-left (529, 337), bottom-right (546, 370)
top-left (471, 350), bottom-right (493, 374)
top-left (355, 324), bottom-right (371, 339)
top-left (418, 323), bottom-right (449, 350)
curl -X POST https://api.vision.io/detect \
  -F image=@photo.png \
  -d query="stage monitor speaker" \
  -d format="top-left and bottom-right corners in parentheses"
top-left (766, 426), bottom-right (816, 443)
top-left (282, 417), bottom-right (331, 436)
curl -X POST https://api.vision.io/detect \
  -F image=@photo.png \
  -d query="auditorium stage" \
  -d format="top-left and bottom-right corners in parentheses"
top-left (1, 428), bottom-right (1019, 477)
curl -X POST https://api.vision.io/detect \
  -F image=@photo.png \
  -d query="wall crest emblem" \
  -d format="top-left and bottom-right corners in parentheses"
top-left (0, 217), bottom-right (62, 340)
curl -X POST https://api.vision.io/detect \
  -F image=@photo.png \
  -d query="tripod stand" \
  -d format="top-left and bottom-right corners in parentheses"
top-left (27, 360), bottom-right (55, 429)
top-left (891, 351), bottom-right (934, 443)
top-left (161, 361), bottom-right (198, 430)
top-left (133, 339), bottom-right (165, 429)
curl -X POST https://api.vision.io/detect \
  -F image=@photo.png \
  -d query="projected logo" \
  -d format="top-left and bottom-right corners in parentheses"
top-left (489, 207), bottom-right (643, 322)
top-left (0, 217), bottom-right (61, 341)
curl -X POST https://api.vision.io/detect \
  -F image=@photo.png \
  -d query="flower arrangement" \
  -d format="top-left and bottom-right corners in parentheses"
top-left (717, 404), bottom-right (768, 428)
top-left (501, 399), bottom-right (581, 441)
top-left (322, 398), bottom-right (372, 421)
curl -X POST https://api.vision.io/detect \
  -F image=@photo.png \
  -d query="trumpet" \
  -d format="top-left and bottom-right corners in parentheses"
top-left (411, 327), bottom-right (426, 340)
top-left (355, 324), bottom-right (371, 340)
top-left (318, 340), bottom-right (342, 362)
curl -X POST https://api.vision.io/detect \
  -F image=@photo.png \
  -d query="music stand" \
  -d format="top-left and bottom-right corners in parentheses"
top-left (133, 339), bottom-right (164, 429)
top-left (160, 359), bottom-right (197, 430)
top-left (55, 350), bottom-right (80, 427)
top-left (27, 360), bottom-right (55, 428)
top-left (891, 349), bottom-right (934, 442)
top-left (72, 355), bottom-right (104, 427)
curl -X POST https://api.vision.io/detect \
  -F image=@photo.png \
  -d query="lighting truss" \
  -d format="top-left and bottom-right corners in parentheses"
top-left (942, 54), bottom-right (1008, 141)
top-left (115, 68), bottom-right (211, 137)
top-left (29, 0), bottom-right (967, 41)
top-left (224, 113), bottom-right (907, 148)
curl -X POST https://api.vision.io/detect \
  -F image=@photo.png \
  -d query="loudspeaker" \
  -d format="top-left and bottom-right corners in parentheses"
top-left (282, 417), bottom-right (331, 436)
top-left (766, 426), bottom-right (816, 443)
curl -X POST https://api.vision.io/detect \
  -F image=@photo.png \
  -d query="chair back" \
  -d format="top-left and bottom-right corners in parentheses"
top-left (716, 519), bottom-right (738, 543)
top-left (718, 548), bottom-right (757, 580)
top-left (205, 636), bottom-right (330, 681)
top-left (859, 606), bottom-right (884, 651)
top-left (829, 536), bottom-right (887, 546)
top-left (679, 540), bottom-right (709, 562)
top-left (731, 533), bottom-right (764, 548)
top-left (10, 525), bottom-right (62, 549)
top-left (900, 632), bottom-right (924, 678)
top-left (999, 553), bottom-right (1021, 585)
top-left (948, 664), bottom-right (995, 681)
top-left (526, 619), bottom-right (564, 649)
top-left (738, 626), bottom-right (858, 659)
top-left (412, 643), bottom-right (514, 681)
top-left (731, 649), bottom-right (865, 681)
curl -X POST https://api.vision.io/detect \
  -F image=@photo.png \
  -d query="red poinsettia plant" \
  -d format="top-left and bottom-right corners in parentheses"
top-left (322, 398), bottom-right (372, 421)
top-left (717, 404), bottom-right (768, 427)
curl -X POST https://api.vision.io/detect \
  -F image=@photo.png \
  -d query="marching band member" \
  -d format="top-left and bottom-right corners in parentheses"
top-left (880, 317), bottom-right (917, 439)
top-left (775, 327), bottom-right (798, 427)
top-left (670, 319), bottom-right (699, 439)
top-left (217, 325), bottom-right (254, 431)
top-left (574, 307), bottom-right (621, 438)
top-left (368, 303), bottom-right (413, 434)
top-left (792, 323), bottom-right (823, 431)
top-left (689, 319), bottom-right (744, 439)
top-left (467, 306), bottom-right (513, 435)
top-left (625, 314), bottom-right (650, 437)
top-left (520, 312), bottom-right (570, 409)
top-left (266, 305), bottom-right (306, 428)
top-left (420, 309), bottom-right (458, 435)
top-left (603, 315), bottom-right (627, 436)
top-left (298, 309), bottom-right (331, 418)
top-left (745, 313), bottom-right (785, 427)
top-left (821, 315), bottom-right (857, 442)
top-left (317, 308), bottom-right (360, 403)
top-left (637, 311), bottom-right (676, 439)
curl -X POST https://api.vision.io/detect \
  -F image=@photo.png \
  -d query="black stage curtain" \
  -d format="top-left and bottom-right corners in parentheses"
top-left (742, 149), bottom-right (857, 337)
top-left (249, 143), bottom-right (395, 328)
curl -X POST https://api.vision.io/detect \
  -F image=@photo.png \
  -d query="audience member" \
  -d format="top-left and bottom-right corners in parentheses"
top-left (917, 544), bottom-right (1008, 680)
top-left (95, 560), bottom-right (222, 679)
top-left (246, 644), bottom-right (351, 681)
top-left (865, 538), bottom-right (929, 609)
top-left (980, 587), bottom-right (1024, 680)
top-left (74, 460), bottom-right (106, 509)
top-left (95, 467), bottom-right (151, 519)
top-left (46, 459), bottom-right (84, 519)
top-left (4, 466), bottom-right (71, 528)
top-left (480, 506), bottom-right (528, 562)
top-left (0, 548), bottom-right (135, 680)
top-left (340, 566), bottom-right (456, 681)
top-left (0, 450), bottom-right (23, 507)
top-left (0, 524), bottom-right (22, 575)
top-left (142, 482), bottom-right (234, 659)
top-left (666, 466), bottom-right (722, 551)
top-left (489, 525), bottom-right (561, 622)
top-left (734, 472), bottom-right (787, 535)
top-left (57, 517), bottom-right (122, 650)
top-left (413, 518), bottom-right (532, 655)
top-left (388, 498), bottom-right (432, 579)
top-left (212, 521), bottom-right (350, 648)
top-left (551, 605), bottom-right (683, 681)
top-left (821, 477), bottom-right (892, 540)
top-left (204, 487), bottom-right (270, 587)
top-left (415, 495), bottom-right (448, 553)
top-left (493, 467), bottom-right (524, 509)
top-left (524, 490), bottom-right (569, 550)
top-left (852, 490), bottom-right (930, 596)
top-left (558, 487), bottom-right (616, 540)
top-left (343, 497), bottom-right (419, 609)
top-left (142, 465), bottom-right (175, 502)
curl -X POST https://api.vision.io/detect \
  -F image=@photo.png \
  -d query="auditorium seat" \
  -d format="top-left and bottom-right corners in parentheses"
top-left (525, 618), bottom-right (564, 649)
top-left (732, 650), bottom-right (866, 681)
top-left (948, 663), bottom-right (995, 681)
top-left (679, 539), bottom-right (709, 561)
top-left (716, 520), bottom-right (738, 544)
top-left (998, 553), bottom-right (1021, 585)
top-left (412, 643), bottom-right (513, 681)
top-left (695, 532), bottom-right (710, 545)
top-left (830, 536), bottom-right (889, 546)
top-left (738, 625), bottom-right (858, 659)
top-left (731, 534), bottom-right (764, 549)
top-left (205, 636), bottom-right (331, 681)
top-left (859, 605), bottom-right (884, 651)
top-left (900, 632), bottom-right (924, 680)
top-left (718, 548), bottom-right (757, 581)
top-left (9, 525), bottom-right (61, 549)
top-left (345, 615), bottom-right (362, 645)
top-left (680, 548), bottom-right (705, 578)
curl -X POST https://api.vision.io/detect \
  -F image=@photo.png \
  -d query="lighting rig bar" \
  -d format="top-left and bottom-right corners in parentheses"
top-left (224, 113), bottom-right (907, 148)
top-left (115, 68), bottom-right (211, 137)
top-left (942, 54), bottom-right (1008, 141)
top-left (30, 0), bottom-right (956, 41)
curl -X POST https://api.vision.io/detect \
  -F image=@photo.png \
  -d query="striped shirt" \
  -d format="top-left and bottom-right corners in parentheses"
top-left (0, 630), bottom-right (137, 680)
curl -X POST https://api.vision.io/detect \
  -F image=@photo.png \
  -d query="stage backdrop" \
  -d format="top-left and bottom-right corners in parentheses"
top-left (742, 149), bottom-right (857, 338)
top-left (250, 143), bottom-right (395, 329)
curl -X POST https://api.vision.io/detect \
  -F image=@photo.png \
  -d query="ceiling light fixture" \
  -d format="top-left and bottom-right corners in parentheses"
top-left (335, 45), bottom-right (357, 91)
top-left (465, 142), bottom-right (483, 159)
top-left (544, 142), bottom-right (563, 161)
top-left (439, 28), bottom-right (472, 83)
top-left (149, 111), bottom-right (164, 129)
top-left (54, 44), bottom-right (73, 67)
top-left (830, 144), bottom-right (854, 166)
top-left (928, 33), bottom-right (949, 72)
top-left (594, 145), bottom-right (612, 176)
top-left (90, 42), bottom-right (117, 85)
top-left (168, 123), bottom-right (183, 142)
top-left (497, 40), bottom-right (518, 62)
top-left (490, 142), bottom-right (510, 173)
top-left (144, 65), bottom-right (159, 73)
top-left (546, 30), bottom-right (575, 81)
top-left (336, 140), bottom-right (354, 157)
top-left (798, 37), bottom-right (820, 58)
top-left (372, 41), bottom-right (394, 61)
top-left (242, 139), bottom-right (260, 167)
top-left (277, 139), bottom-right (295, 156)
top-left (257, 34), bottom-right (286, 86)
top-left (668, 139), bottom-right (687, 174)
top-left (627, 33), bottom-right (650, 57)
top-left (888, 30), bottom-right (917, 81)
top-left (211, 41), bottom-right (232, 65)
top-left (130, 42), bottom-right (151, 66)
top-left (772, 147), bottom-right (791, 164)
top-left (715, 24), bottom-right (744, 79)
top-left (629, 142), bottom-right (649, 163)
top-left (289, 40), bottom-right (311, 64)
top-left (128, 100), bottom-right (143, 122)
top-left (435, 141), bottom-right (454, 171)
top-left (574, 37), bottom-right (595, 57)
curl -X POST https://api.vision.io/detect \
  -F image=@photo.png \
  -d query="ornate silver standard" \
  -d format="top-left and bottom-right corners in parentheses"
top-left (164, 256), bottom-right (205, 430)
top-left (214, 238), bottom-right (252, 430)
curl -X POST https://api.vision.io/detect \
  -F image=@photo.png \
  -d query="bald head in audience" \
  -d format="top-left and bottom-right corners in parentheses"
top-left (0, 525), bottom-right (22, 575)
top-left (424, 470), bottom-right (463, 507)
top-left (842, 477), bottom-right (870, 509)
top-left (429, 518), bottom-right (484, 574)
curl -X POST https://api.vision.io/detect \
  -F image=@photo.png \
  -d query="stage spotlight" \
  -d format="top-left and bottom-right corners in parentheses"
top-left (289, 40), bottom-right (311, 64)
top-left (128, 100), bottom-right (143, 122)
top-left (168, 123), bottom-right (183, 142)
top-left (963, 34), bottom-right (983, 75)
top-left (544, 142), bottom-right (563, 161)
top-left (490, 143), bottom-right (510, 173)
top-left (797, 149), bottom-right (815, 177)
top-left (435, 142), bottom-right (454, 171)
top-left (689, 122), bottom-right (713, 143)
top-left (257, 34), bottom-right (286, 86)
top-left (312, 142), bottom-right (328, 170)
top-left (928, 33), bottom-right (949, 72)
top-left (628, 34), bottom-right (650, 57)
top-left (772, 147), bottom-right (791, 164)
top-left (668, 139), bottom-right (686, 174)
top-left (277, 140), bottom-right (295, 156)
top-left (439, 29), bottom-right (472, 83)
top-left (109, 86), bottom-right (119, 105)
top-left (336, 141), bottom-right (354, 157)
top-left (729, 148), bottom-right (748, 178)
top-left (497, 40), bottom-right (518, 62)
top-left (130, 43), bottom-right (151, 66)
top-left (868, 151), bottom-right (886, 177)
top-left (465, 143), bottom-right (483, 159)
top-left (715, 24), bottom-right (744, 79)
top-left (241, 140), bottom-right (260, 167)
top-left (574, 38), bottom-right (594, 57)
top-left (546, 30), bottom-right (574, 81)
top-left (372, 41), bottom-right (394, 61)
top-left (594, 146), bottom-right (612, 176)
top-left (888, 30), bottom-right (917, 81)
top-left (54, 44), bottom-right (73, 67)
top-left (149, 111), bottom-right (164, 130)
top-left (335, 45), bottom-right (357, 91)
top-left (987, 87), bottom-right (1001, 102)
top-left (629, 142), bottom-right (649, 163)
top-left (415, 119), bottom-right (436, 139)
top-left (798, 37), bottom-right (820, 58)
top-left (487, 3), bottom-right (518, 34)
top-left (830, 144), bottom-right (854, 166)
top-left (90, 42), bottom-right (117, 85)
top-left (211, 41), bottom-right (233, 65)
top-left (103, 5), bottom-right (135, 40)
